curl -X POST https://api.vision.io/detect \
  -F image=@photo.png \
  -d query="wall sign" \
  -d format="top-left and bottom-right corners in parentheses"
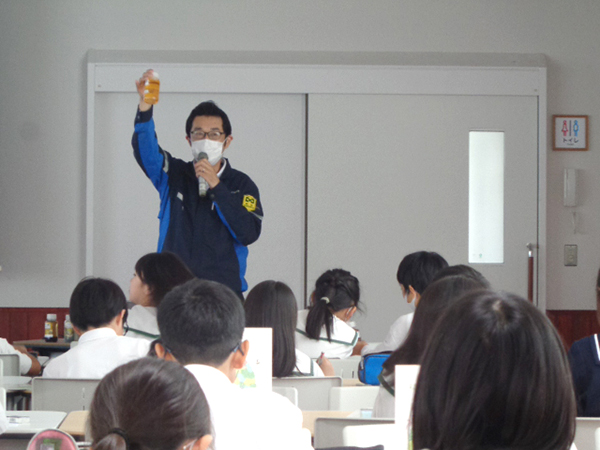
top-left (553, 115), bottom-right (588, 151)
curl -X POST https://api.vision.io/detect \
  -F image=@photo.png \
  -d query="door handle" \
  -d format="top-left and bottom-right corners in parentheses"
top-left (526, 243), bottom-right (537, 303)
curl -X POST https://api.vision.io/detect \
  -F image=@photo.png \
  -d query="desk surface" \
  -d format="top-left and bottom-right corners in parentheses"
top-left (13, 339), bottom-right (72, 350)
top-left (2, 411), bottom-right (67, 437)
top-left (59, 410), bottom-right (353, 439)
top-left (302, 410), bottom-right (353, 435)
top-left (1, 376), bottom-right (32, 392)
top-left (59, 410), bottom-right (88, 438)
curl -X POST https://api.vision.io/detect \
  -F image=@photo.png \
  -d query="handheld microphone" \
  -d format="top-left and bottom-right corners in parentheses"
top-left (195, 151), bottom-right (209, 197)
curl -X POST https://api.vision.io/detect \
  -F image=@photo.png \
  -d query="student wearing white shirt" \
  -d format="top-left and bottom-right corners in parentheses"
top-left (362, 251), bottom-right (448, 356)
top-left (154, 279), bottom-right (312, 450)
top-left (126, 252), bottom-right (195, 341)
top-left (372, 274), bottom-right (488, 418)
top-left (244, 280), bottom-right (333, 377)
top-left (43, 278), bottom-right (150, 379)
top-left (295, 269), bottom-right (366, 359)
top-left (0, 337), bottom-right (41, 376)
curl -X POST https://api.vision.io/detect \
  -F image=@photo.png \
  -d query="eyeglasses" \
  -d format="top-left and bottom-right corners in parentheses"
top-left (182, 439), bottom-right (197, 450)
top-left (230, 341), bottom-right (245, 356)
top-left (189, 129), bottom-right (225, 141)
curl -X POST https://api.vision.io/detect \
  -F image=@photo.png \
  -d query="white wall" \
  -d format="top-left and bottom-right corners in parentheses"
top-left (1, 1), bottom-right (599, 316)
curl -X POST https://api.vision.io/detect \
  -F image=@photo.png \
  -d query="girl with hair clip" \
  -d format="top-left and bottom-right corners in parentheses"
top-left (568, 266), bottom-right (600, 416)
top-left (295, 268), bottom-right (367, 359)
top-left (372, 275), bottom-right (487, 418)
top-left (127, 252), bottom-right (194, 340)
top-left (412, 291), bottom-right (576, 450)
top-left (245, 280), bottom-right (334, 377)
top-left (89, 357), bottom-right (212, 450)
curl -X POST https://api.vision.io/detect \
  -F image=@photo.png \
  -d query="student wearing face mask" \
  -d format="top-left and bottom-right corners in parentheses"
top-left (295, 268), bottom-right (367, 359)
top-left (132, 70), bottom-right (263, 298)
top-left (361, 251), bottom-right (448, 356)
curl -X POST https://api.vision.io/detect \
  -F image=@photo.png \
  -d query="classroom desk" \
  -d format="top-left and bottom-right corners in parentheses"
top-left (302, 410), bottom-right (353, 436)
top-left (0, 410), bottom-right (67, 450)
top-left (58, 410), bottom-right (88, 439)
top-left (13, 339), bottom-right (72, 356)
top-left (59, 410), bottom-right (355, 440)
top-left (1, 376), bottom-right (32, 410)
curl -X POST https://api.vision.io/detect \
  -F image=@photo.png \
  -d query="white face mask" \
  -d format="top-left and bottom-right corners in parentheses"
top-left (191, 139), bottom-right (224, 166)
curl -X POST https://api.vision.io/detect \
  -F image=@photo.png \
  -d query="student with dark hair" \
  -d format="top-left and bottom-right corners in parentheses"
top-left (569, 266), bottom-right (600, 416)
top-left (362, 251), bottom-right (448, 356)
top-left (245, 280), bottom-right (333, 377)
top-left (89, 358), bottom-right (212, 450)
top-left (431, 263), bottom-right (491, 287)
top-left (413, 291), bottom-right (576, 450)
top-left (43, 278), bottom-right (150, 378)
top-left (295, 268), bottom-right (365, 358)
top-left (126, 252), bottom-right (195, 340)
top-left (155, 279), bottom-right (311, 450)
top-left (372, 275), bottom-right (488, 417)
top-left (132, 71), bottom-right (263, 298)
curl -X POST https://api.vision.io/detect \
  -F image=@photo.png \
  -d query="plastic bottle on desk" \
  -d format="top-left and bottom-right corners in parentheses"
top-left (64, 314), bottom-right (74, 343)
top-left (44, 314), bottom-right (58, 342)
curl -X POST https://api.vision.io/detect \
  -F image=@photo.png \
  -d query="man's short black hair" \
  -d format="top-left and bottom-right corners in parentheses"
top-left (185, 101), bottom-right (232, 137)
top-left (69, 277), bottom-right (127, 331)
top-left (396, 251), bottom-right (449, 294)
top-left (157, 279), bottom-right (244, 366)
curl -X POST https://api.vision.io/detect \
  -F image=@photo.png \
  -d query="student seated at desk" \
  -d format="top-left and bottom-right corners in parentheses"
top-left (245, 280), bottom-right (334, 377)
top-left (89, 357), bottom-right (212, 450)
top-left (0, 337), bottom-right (41, 376)
top-left (126, 252), bottom-right (195, 341)
top-left (295, 269), bottom-right (366, 359)
top-left (372, 274), bottom-right (487, 418)
top-left (43, 278), bottom-right (150, 379)
top-left (362, 251), bottom-right (448, 356)
top-left (412, 291), bottom-right (575, 450)
top-left (155, 279), bottom-right (312, 450)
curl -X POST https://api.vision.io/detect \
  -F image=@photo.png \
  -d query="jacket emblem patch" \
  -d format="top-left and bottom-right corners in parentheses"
top-left (242, 195), bottom-right (257, 212)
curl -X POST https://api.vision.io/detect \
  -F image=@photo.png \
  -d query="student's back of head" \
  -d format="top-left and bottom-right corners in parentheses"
top-left (245, 280), bottom-right (298, 377)
top-left (157, 278), bottom-right (244, 366)
top-left (133, 252), bottom-right (195, 307)
top-left (90, 357), bottom-right (212, 450)
top-left (431, 263), bottom-right (491, 288)
top-left (396, 251), bottom-right (448, 294)
top-left (413, 290), bottom-right (575, 450)
top-left (70, 277), bottom-right (127, 332)
top-left (382, 275), bottom-right (487, 373)
top-left (306, 268), bottom-right (360, 341)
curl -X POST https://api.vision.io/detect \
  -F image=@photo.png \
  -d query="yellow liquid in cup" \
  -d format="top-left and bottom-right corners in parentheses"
top-left (144, 78), bottom-right (160, 105)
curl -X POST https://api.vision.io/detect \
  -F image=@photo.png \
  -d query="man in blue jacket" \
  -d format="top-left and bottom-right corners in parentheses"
top-left (132, 70), bottom-right (263, 298)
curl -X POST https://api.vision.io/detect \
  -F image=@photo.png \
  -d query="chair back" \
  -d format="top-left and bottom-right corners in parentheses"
top-left (343, 423), bottom-right (400, 449)
top-left (0, 387), bottom-right (6, 409)
top-left (272, 386), bottom-right (299, 406)
top-left (272, 376), bottom-right (342, 410)
top-left (0, 354), bottom-right (21, 376)
top-left (329, 386), bottom-right (379, 411)
top-left (32, 377), bottom-right (100, 412)
top-left (329, 356), bottom-right (361, 379)
top-left (313, 417), bottom-right (394, 449)
top-left (27, 428), bottom-right (79, 450)
top-left (575, 418), bottom-right (600, 450)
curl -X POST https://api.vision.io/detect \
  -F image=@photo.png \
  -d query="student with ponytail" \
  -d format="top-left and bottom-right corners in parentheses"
top-left (89, 357), bottom-right (212, 450)
top-left (295, 268), bottom-right (366, 358)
